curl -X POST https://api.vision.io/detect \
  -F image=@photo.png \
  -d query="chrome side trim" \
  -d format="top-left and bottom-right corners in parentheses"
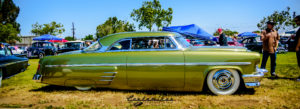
top-left (45, 63), bottom-right (126, 68)
top-left (103, 72), bottom-right (117, 74)
top-left (101, 76), bottom-right (115, 78)
top-left (1, 60), bottom-right (28, 67)
top-left (99, 79), bottom-right (113, 82)
top-left (45, 62), bottom-right (251, 68)
top-left (185, 62), bottom-right (251, 66)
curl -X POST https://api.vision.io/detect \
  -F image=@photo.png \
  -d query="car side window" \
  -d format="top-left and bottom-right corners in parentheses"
top-left (131, 37), bottom-right (175, 50)
top-left (109, 39), bottom-right (131, 51)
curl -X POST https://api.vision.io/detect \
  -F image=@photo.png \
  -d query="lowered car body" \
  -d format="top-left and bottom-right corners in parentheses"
top-left (33, 32), bottom-right (267, 95)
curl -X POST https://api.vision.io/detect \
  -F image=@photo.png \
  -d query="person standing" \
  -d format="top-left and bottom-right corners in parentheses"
top-left (218, 28), bottom-right (228, 46)
top-left (294, 15), bottom-right (300, 68)
top-left (260, 21), bottom-right (280, 77)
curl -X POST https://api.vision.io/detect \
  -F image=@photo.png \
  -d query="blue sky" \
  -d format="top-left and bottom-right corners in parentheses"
top-left (15, 0), bottom-right (300, 38)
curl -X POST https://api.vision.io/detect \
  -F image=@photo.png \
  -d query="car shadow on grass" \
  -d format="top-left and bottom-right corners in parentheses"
top-left (30, 85), bottom-right (256, 96)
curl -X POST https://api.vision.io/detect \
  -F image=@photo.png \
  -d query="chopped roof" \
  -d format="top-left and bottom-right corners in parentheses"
top-left (99, 31), bottom-right (176, 46)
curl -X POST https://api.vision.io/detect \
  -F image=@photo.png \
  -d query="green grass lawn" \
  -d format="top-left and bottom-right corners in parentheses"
top-left (0, 52), bottom-right (299, 108)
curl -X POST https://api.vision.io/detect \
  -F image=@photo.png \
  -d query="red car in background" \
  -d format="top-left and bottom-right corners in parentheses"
top-left (227, 37), bottom-right (243, 46)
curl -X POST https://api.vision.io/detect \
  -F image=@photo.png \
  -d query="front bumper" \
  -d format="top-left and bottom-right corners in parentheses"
top-left (242, 67), bottom-right (268, 88)
top-left (33, 74), bottom-right (42, 82)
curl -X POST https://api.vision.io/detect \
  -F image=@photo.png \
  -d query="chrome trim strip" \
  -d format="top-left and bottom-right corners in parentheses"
top-left (103, 72), bottom-right (117, 74)
top-left (45, 63), bottom-right (125, 68)
top-left (99, 79), bottom-right (113, 81)
top-left (185, 62), bottom-right (251, 66)
top-left (45, 62), bottom-right (251, 68)
top-left (1, 60), bottom-right (28, 67)
top-left (101, 76), bottom-right (115, 78)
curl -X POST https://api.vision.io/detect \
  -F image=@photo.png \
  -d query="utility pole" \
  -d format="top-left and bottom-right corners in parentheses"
top-left (72, 22), bottom-right (75, 40)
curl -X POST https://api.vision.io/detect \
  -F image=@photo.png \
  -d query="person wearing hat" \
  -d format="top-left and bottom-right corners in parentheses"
top-left (261, 21), bottom-right (280, 77)
top-left (294, 15), bottom-right (300, 68)
top-left (260, 21), bottom-right (280, 77)
top-left (217, 28), bottom-right (228, 46)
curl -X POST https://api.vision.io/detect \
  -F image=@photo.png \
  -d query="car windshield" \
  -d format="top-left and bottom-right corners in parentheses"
top-left (64, 42), bottom-right (81, 48)
top-left (174, 35), bottom-right (191, 48)
top-left (84, 41), bottom-right (101, 51)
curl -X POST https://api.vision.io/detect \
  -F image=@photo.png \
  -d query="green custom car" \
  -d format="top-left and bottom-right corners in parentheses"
top-left (33, 32), bottom-right (267, 95)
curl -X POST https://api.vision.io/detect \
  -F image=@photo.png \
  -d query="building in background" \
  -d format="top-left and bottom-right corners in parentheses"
top-left (15, 36), bottom-right (38, 47)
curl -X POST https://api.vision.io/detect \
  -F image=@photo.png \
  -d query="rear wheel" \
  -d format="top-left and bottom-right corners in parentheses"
top-left (75, 86), bottom-right (91, 91)
top-left (206, 69), bottom-right (240, 95)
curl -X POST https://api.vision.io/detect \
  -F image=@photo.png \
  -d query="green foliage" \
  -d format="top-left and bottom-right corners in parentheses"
top-left (64, 36), bottom-right (75, 41)
top-left (96, 16), bottom-right (135, 39)
top-left (0, 23), bottom-right (20, 43)
top-left (31, 21), bottom-right (65, 36)
top-left (82, 34), bottom-right (94, 41)
top-left (257, 7), bottom-right (296, 31)
top-left (131, 0), bottom-right (173, 31)
top-left (0, 0), bottom-right (21, 44)
top-left (213, 29), bottom-right (239, 36)
top-left (253, 30), bottom-right (261, 33)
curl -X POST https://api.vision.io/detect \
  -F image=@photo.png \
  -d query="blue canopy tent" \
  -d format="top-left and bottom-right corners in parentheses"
top-left (238, 32), bottom-right (258, 37)
top-left (162, 24), bottom-right (217, 41)
top-left (33, 34), bottom-right (62, 41)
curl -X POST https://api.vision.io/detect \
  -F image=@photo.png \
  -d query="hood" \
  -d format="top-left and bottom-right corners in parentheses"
top-left (188, 46), bottom-right (248, 52)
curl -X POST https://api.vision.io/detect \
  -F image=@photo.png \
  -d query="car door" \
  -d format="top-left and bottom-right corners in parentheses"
top-left (126, 36), bottom-right (185, 88)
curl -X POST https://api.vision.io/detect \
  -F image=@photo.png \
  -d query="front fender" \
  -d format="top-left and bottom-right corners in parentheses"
top-left (203, 66), bottom-right (244, 78)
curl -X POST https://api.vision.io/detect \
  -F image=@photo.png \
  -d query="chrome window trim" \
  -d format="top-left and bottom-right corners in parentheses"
top-left (45, 62), bottom-right (251, 68)
top-left (105, 36), bottom-right (181, 52)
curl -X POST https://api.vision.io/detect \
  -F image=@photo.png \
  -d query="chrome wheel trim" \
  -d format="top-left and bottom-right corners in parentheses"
top-left (75, 86), bottom-right (91, 91)
top-left (207, 69), bottom-right (240, 95)
top-left (212, 70), bottom-right (235, 90)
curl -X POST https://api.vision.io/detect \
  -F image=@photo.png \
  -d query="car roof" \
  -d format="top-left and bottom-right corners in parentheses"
top-left (0, 42), bottom-right (10, 46)
top-left (33, 41), bottom-right (52, 44)
top-left (99, 31), bottom-right (176, 46)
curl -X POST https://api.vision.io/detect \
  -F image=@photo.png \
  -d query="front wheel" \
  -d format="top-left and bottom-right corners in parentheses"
top-left (206, 69), bottom-right (240, 95)
top-left (75, 86), bottom-right (91, 91)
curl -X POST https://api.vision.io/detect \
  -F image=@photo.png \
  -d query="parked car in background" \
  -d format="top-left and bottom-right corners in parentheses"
top-left (58, 41), bottom-right (86, 53)
top-left (227, 37), bottom-right (243, 47)
top-left (188, 39), bottom-right (217, 46)
top-left (26, 42), bottom-right (57, 59)
top-left (9, 46), bottom-right (24, 55)
top-left (277, 42), bottom-right (288, 53)
top-left (240, 37), bottom-right (262, 52)
top-left (0, 43), bottom-right (29, 87)
top-left (33, 32), bottom-right (267, 95)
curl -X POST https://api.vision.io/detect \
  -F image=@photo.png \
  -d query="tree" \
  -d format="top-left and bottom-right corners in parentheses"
top-left (31, 21), bottom-right (65, 36)
top-left (257, 7), bottom-right (296, 31)
top-left (82, 34), bottom-right (94, 40)
top-left (96, 16), bottom-right (135, 39)
top-left (64, 36), bottom-right (75, 41)
top-left (213, 29), bottom-right (239, 37)
top-left (0, 23), bottom-right (20, 43)
top-left (131, 0), bottom-right (173, 31)
top-left (0, 0), bottom-right (21, 44)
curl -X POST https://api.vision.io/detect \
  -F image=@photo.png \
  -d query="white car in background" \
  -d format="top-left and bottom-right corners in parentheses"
top-left (9, 46), bottom-right (24, 54)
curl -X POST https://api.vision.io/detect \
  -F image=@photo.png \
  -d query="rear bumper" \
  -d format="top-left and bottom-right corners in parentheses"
top-left (242, 67), bottom-right (268, 88)
top-left (33, 74), bottom-right (42, 82)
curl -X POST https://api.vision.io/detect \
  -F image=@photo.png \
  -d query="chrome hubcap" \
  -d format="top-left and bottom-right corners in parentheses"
top-left (212, 70), bottom-right (235, 90)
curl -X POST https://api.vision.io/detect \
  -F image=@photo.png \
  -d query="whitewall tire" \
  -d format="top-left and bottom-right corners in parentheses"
top-left (207, 69), bottom-right (240, 95)
top-left (0, 69), bottom-right (2, 88)
top-left (75, 86), bottom-right (91, 91)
